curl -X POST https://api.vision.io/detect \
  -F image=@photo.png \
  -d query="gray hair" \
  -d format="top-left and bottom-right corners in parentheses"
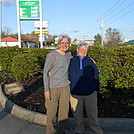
top-left (77, 42), bottom-right (88, 49)
top-left (58, 34), bottom-right (71, 45)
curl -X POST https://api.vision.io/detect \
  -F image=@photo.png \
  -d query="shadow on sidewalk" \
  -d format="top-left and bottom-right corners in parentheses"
top-left (0, 99), bottom-right (13, 120)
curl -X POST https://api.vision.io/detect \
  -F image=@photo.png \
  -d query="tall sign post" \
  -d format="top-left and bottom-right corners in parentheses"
top-left (39, 0), bottom-right (43, 48)
top-left (0, 1), bottom-right (2, 47)
top-left (16, 0), bottom-right (41, 48)
top-left (16, 0), bottom-right (21, 48)
top-left (34, 21), bottom-right (49, 47)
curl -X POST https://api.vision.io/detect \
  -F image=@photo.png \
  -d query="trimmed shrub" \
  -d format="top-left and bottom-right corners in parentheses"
top-left (0, 47), bottom-right (23, 70)
top-left (26, 48), bottom-right (51, 69)
top-left (11, 53), bottom-right (41, 81)
top-left (111, 47), bottom-right (134, 92)
top-left (69, 44), bottom-right (77, 56)
top-left (87, 46), bottom-right (134, 93)
top-left (1, 46), bottom-right (133, 94)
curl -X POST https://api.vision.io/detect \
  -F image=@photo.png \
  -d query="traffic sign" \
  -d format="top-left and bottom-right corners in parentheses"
top-left (34, 21), bottom-right (48, 28)
top-left (34, 29), bottom-right (49, 34)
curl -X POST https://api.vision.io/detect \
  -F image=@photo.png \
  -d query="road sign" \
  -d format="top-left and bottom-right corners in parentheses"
top-left (39, 34), bottom-right (45, 41)
top-left (34, 21), bottom-right (48, 28)
top-left (19, 0), bottom-right (40, 20)
top-left (55, 37), bottom-right (59, 44)
top-left (34, 29), bottom-right (49, 34)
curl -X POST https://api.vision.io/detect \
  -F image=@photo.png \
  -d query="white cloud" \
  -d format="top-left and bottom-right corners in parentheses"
top-left (66, 28), bottom-right (79, 33)
top-left (72, 29), bottom-right (79, 33)
top-left (129, 30), bottom-right (134, 32)
top-left (66, 28), bottom-right (71, 31)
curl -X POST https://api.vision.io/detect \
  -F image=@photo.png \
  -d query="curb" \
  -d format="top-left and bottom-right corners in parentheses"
top-left (0, 85), bottom-right (47, 125)
top-left (0, 85), bottom-right (134, 131)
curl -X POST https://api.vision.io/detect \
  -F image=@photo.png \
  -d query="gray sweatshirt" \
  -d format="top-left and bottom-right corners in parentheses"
top-left (43, 50), bottom-right (72, 91)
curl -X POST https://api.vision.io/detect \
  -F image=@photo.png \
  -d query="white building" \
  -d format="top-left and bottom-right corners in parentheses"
top-left (74, 39), bottom-right (94, 46)
top-left (1, 36), bottom-right (36, 47)
top-left (1, 37), bottom-right (20, 47)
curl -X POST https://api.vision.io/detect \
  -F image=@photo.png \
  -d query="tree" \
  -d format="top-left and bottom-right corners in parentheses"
top-left (2, 27), bottom-right (13, 38)
top-left (94, 33), bottom-right (102, 46)
top-left (105, 27), bottom-right (122, 46)
top-left (46, 35), bottom-right (58, 46)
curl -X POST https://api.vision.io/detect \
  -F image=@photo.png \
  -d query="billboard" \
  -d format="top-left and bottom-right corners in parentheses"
top-left (18, 0), bottom-right (40, 20)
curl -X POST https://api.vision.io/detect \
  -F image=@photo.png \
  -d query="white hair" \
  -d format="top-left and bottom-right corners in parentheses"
top-left (77, 42), bottom-right (88, 49)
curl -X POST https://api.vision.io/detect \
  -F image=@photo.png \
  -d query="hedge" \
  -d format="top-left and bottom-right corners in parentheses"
top-left (11, 53), bottom-right (41, 81)
top-left (87, 46), bottom-right (134, 92)
top-left (0, 46), bottom-right (23, 70)
top-left (0, 46), bottom-right (134, 93)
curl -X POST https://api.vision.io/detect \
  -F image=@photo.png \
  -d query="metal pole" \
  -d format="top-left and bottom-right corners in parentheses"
top-left (99, 19), bottom-right (107, 47)
top-left (39, 0), bottom-right (43, 48)
top-left (101, 20), bottom-right (104, 47)
top-left (16, 0), bottom-right (21, 48)
top-left (0, 1), bottom-right (2, 47)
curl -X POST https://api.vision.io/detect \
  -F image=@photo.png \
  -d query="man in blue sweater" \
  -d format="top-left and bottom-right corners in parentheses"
top-left (69, 42), bottom-right (103, 134)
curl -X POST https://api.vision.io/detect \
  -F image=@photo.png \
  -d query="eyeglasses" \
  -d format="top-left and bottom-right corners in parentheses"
top-left (60, 42), bottom-right (69, 45)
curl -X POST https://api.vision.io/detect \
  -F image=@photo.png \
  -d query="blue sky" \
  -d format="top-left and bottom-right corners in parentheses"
top-left (1, 0), bottom-right (134, 41)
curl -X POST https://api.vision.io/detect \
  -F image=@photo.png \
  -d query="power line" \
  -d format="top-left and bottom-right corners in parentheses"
top-left (82, 0), bottom-right (128, 38)
top-left (101, 0), bottom-right (128, 19)
top-left (98, 0), bottom-right (122, 19)
top-left (106, 8), bottom-right (134, 26)
top-left (106, 1), bottom-right (134, 21)
top-left (86, 0), bottom-right (123, 31)
top-left (79, 0), bottom-right (133, 40)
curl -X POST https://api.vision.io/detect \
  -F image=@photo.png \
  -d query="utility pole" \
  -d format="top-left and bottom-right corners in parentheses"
top-left (99, 20), bottom-right (107, 46)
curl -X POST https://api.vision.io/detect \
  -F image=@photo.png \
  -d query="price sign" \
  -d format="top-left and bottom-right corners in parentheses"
top-left (19, 0), bottom-right (40, 20)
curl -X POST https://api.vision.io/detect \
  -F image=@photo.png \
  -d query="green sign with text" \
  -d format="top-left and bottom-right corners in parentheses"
top-left (19, 0), bottom-right (40, 20)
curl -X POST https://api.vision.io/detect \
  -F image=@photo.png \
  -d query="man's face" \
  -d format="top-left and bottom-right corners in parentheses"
top-left (59, 38), bottom-right (69, 52)
top-left (77, 45), bottom-right (88, 58)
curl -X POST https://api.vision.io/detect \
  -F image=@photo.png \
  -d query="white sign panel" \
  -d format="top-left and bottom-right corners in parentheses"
top-left (34, 21), bottom-right (48, 28)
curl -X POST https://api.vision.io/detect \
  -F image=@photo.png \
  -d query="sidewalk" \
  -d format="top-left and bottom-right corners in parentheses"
top-left (0, 105), bottom-right (46, 134)
top-left (0, 85), bottom-right (134, 134)
top-left (0, 105), bottom-right (134, 134)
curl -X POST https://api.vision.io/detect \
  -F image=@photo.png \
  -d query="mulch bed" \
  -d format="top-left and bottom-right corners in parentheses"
top-left (1, 71), bottom-right (134, 118)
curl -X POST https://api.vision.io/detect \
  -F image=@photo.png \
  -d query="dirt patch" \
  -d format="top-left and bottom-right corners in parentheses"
top-left (1, 71), bottom-right (134, 118)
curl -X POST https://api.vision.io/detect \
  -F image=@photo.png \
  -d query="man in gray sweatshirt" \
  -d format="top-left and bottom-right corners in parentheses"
top-left (43, 34), bottom-right (72, 134)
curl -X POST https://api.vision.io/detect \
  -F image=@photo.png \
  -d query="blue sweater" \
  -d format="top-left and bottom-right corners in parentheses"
top-left (69, 56), bottom-right (100, 95)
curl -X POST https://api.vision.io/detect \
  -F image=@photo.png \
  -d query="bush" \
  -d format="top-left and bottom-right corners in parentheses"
top-left (0, 47), bottom-right (23, 70)
top-left (87, 46), bottom-right (134, 93)
top-left (11, 53), bottom-right (41, 81)
top-left (69, 44), bottom-right (77, 56)
top-left (25, 48), bottom-right (51, 69)
top-left (111, 47), bottom-right (134, 91)
top-left (1, 46), bottom-right (133, 94)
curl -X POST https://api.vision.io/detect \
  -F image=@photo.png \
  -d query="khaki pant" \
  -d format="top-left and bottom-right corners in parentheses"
top-left (70, 91), bottom-right (103, 134)
top-left (45, 85), bottom-right (70, 134)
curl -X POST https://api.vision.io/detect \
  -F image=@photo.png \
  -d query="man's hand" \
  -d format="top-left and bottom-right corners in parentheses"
top-left (48, 72), bottom-right (52, 77)
top-left (44, 91), bottom-right (51, 100)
